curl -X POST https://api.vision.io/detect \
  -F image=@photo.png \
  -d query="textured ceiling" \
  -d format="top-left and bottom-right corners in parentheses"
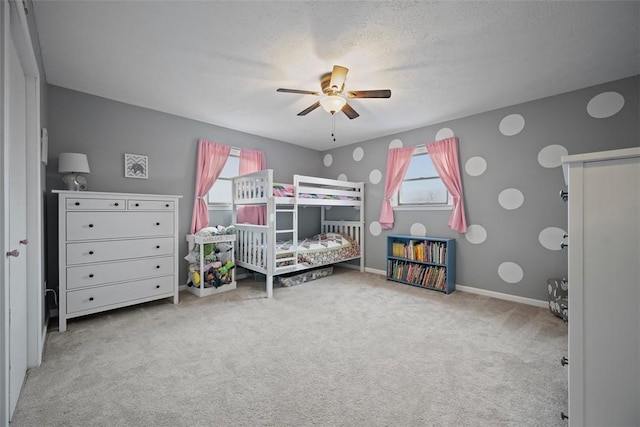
top-left (32, 1), bottom-right (639, 151)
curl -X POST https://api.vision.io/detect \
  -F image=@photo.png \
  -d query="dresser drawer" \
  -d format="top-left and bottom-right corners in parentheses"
top-left (66, 198), bottom-right (126, 210)
top-left (66, 211), bottom-right (174, 240)
top-left (66, 256), bottom-right (175, 290)
top-left (66, 237), bottom-right (174, 265)
top-left (128, 200), bottom-right (175, 210)
top-left (66, 275), bottom-right (175, 314)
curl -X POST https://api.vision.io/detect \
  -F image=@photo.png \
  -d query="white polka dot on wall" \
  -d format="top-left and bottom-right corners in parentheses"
top-left (337, 173), bottom-right (347, 181)
top-left (435, 128), bottom-right (454, 141)
top-left (323, 154), bottom-right (333, 167)
top-left (587, 92), bottom-right (625, 118)
top-left (538, 144), bottom-right (568, 168)
top-left (498, 188), bottom-right (524, 210)
top-left (465, 224), bottom-right (487, 244)
top-left (498, 262), bottom-right (524, 284)
top-left (465, 157), bottom-right (487, 176)
top-left (389, 139), bottom-right (403, 150)
top-left (353, 147), bottom-right (364, 162)
top-left (369, 169), bottom-right (382, 184)
top-left (409, 223), bottom-right (426, 237)
top-left (369, 221), bottom-right (382, 237)
top-left (539, 227), bottom-right (567, 251)
top-left (499, 114), bottom-right (525, 136)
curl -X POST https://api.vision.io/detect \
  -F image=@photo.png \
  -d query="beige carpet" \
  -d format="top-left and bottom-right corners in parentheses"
top-left (12, 268), bottom-right (568, 426)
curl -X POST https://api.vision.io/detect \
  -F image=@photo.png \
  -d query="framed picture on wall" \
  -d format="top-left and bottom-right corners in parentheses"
top-left (124, 153), bottom-right (148, 179)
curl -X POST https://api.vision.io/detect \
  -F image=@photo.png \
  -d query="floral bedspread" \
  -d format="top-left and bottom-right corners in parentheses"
top-left (276, 232), bottom-right (360, 267)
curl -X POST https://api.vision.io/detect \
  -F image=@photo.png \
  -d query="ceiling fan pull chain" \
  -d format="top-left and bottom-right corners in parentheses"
top-left (332, 115), bottom-right (336, 142)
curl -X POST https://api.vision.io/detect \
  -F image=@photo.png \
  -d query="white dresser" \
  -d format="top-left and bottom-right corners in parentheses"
top-left (562, 147), bottom-right (640, 426)
top-left (55, 191), bottom-right (182, 332)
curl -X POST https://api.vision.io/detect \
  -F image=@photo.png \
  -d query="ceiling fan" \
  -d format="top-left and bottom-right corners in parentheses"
top-left (277, 65), bottom-right (391, 119)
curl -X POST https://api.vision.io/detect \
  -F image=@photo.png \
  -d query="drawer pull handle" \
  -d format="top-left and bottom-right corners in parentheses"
top-left (6, 249), bottom-right (19, 258)
top-left (89, 297), bottom-right (94, 301)
top-left (89, 274), bottom-right (94, 278)
top-left (156, 245), bottom-right (160, 249)
top-left (135, 203), bottom-right (140, 207)
top-left (114, 202), bottom-right (119, 207)
top-left (561, 356), bottom-right (568, 366)
top-left (20, 239), bottom-right (28, 245)
top-left (155, 222), bottom-right (160, 226)
top-left (559, 190), bottom-right (568, 201)
top-left (156, 265), bottom-right (160, 269)
top-left (560, 242), bottom-right (568, 249)
top-left (89, 251), bottom-right (94, 255)
top-left (89, 224), bottom-right (94, 228)
top-left (75, 202), bottom-right (80, 206)
top-left (561, 412), bottom-right (568, 420)
top-left (165, 204), bottom-right (170, 207)
top-left (156, 285), bottom-right (160, 289)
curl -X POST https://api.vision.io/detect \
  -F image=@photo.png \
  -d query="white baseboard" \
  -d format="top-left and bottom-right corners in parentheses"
top-left (455, 284), bottom-right (548, 308)
top-left (365, 267), bottom-right (386, 276)
top-left (362, 267), bottom-right (547, 308)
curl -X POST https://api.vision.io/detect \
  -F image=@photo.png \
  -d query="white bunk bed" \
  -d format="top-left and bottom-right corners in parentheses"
top-left (232, 170), bottom-right (365, 298)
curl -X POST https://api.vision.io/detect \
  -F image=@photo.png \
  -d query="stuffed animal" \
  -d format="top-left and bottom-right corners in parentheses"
top-left (188, 265), bottom-right (201, 287)
top-left (218, 260), bottom-right (234, 276)
top-left (193, 271), bottom-right (200, 286)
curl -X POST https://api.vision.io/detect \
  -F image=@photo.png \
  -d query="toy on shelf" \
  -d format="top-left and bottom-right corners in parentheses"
top-left (185, 225), bottom-right (237, 297)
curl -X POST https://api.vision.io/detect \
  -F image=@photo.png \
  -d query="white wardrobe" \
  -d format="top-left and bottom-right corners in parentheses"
top-left (562, 147), bottom-right (640, 426)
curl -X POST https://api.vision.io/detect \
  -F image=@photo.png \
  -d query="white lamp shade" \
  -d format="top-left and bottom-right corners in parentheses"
top-left (320, 95), bottom-right (347, 114)
top-left (58, 153), bottom-right (90, 174)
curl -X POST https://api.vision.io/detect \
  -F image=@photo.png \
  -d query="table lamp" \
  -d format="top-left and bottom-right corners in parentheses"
top-left (58, 153), bottom-right (90, 191)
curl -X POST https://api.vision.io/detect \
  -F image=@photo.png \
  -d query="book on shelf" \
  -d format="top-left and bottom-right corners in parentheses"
top-left (387, 259), bottom-right (447, 291)
top-left (391, 240), bottom-right (447, 264)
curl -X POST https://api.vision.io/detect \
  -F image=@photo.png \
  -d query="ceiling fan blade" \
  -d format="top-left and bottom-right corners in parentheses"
top-left (329, 65), bottom-right (349, 92)
top-left (297, 101), bottom-right (321, 116)
top-left (342, 103), bottom-right (359, 120)
top-left (347, 89), bottom-right (391, 99)
top-left (277, 88), bottom-right (320, 96)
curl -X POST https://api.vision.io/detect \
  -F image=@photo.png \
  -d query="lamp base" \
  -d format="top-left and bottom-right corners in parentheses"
top-left (61, 174), bottom-right (88, 191)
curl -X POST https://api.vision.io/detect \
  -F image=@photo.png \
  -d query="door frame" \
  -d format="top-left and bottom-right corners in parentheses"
top-left (1, 0), bottom-right (43, 424)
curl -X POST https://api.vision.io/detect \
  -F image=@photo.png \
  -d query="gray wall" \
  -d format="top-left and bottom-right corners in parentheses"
top-left (46, 85), bottom-right (323, 288)
top-left (322, 75), bottom-right (639, 301)
top-left (46, 76), bottom-right (638, 303)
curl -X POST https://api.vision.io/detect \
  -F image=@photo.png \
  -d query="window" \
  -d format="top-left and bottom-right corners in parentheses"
top-left (207, 149), bottom-right (239, 207)
top-left (394, 146), bottom-right (451, 210)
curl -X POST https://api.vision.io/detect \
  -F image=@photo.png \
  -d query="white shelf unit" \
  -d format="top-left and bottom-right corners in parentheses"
top-left (185, 233), bottom-right (237, 297)
top-left (562, 147), bottom-right (640, 426)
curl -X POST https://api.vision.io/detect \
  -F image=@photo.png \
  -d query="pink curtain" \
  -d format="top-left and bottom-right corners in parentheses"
top-left (237, 148), bottom-right (266, 225)
top-left (190, 139), bottom-right (231, 233)
top-left (379, 146), bottom-right (416, 229)
top-left (426, 137), bottom-right (467, 233)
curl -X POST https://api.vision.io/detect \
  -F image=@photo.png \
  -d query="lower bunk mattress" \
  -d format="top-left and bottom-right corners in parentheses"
top-left (238, 232), bottom-right (360, 270)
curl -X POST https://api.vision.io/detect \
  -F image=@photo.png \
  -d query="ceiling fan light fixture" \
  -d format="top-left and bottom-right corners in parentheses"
top-left (320, 95), bottom-right (346, 114)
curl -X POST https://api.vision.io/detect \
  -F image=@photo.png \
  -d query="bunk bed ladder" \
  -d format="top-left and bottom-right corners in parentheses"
top-left (266, 197), bottom-right (276, 298)
top-left (274, 202), bottom-right (298, 269)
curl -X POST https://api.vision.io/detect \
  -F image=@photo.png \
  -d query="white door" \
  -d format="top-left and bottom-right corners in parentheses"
top-left (7, 23), bottom-right (28, 418)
